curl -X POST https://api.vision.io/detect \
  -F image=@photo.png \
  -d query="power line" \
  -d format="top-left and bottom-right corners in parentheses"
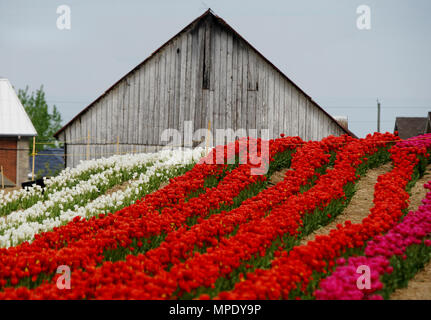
top-left (46, 100), bottom-right (91, 104)
top-left (325, 106), bottom-right (430, 109)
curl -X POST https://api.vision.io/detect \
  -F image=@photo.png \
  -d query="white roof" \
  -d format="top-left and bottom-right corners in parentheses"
top-left (0, 78), bottom-right (37, 136)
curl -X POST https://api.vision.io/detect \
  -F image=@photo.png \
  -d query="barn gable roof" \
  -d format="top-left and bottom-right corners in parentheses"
top-left (394, 115), bottom-right (431, 140)
top-left (54, 9), bottom-right (355, 138)
top-left (0, 78), bottom-right (37, 137)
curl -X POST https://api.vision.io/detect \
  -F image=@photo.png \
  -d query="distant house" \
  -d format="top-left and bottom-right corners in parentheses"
top-left (0, 78), bottom-right (37, 187)
top-left (394, 112), bottom-right (431, 139)
top-left (28, 148), bottom-right (65, 179)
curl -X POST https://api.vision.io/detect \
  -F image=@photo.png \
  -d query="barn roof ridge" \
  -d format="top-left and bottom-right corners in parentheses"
top-left (55, 9), bottom-right (356, 138)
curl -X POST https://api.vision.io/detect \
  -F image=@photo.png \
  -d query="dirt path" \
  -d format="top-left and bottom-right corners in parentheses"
top-left (104, 180), bottom-right (134, 196)
top-left (293, 161), bottom-right (431, 299)
top-left (268, 168), bottom-right (291, 186)
top-left (299, 163), bottom-right (393, 246)
top-left (405, 166), bottom-right (431, 213)
top-left (390, 166), bottom-right (431, 300)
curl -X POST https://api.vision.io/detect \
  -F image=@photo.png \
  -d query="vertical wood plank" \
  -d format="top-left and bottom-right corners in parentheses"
top-left (70, 122), bottom-right (75, 148)
top-left (148, 62), bottom-right (154, 146)
top-left (323, 108), bottom-right (329, 138)
top-left (267, 68), bottom-right (274, 138)
top-left (168, 42), bottom-right (175, 134)
top-left (235, 39), bottom-right (242, 130)
top-left (144, 60), bottom-right (152, 145)
top-left (279, 76), bottom-right (285, 136)
top-left (90, 106), bottom-right (95, 146)
top-left (124, 77), bottom-right (130, 144)
top-left (189, 29), bottom-right (198, 135)
top-left (211, 25), bottom-right (220, 145)
top-left (241, 45), bottom-right (248, 130)
top-left (114, 86), bottom-right (120, 145)
top-left (174, 40), bottom-right (182, 138)
top-left (291, 89), bottom-right (296, 136)
top-left (207, 24), bottom-right (214, 143)
top-left (137, 67), bottom-right (144, 144)
top-left (226, 31), bottom-right (233, 130)
top-left (117, 82), bottom-right (124, 144)
top-left (200, 22), bottom-right (209, 144)
top-left (178, 34), bottom-right (188, 144)
top-left (184, 32), bottom-right (192, 122)
top-left (106, 92), bottom-right (111, 145)
top-left (134, 70), bottom-right (140, 144)
top-left (154, 55), bottom-right (161, 146)
top-left (80, 114), bottom-right (85, 148)
top-left (248, 52), bottom-right (257, 134)
top-left (302, 96), bottom-right (307, 140)
top-left (130, 71), bottom-right (137, 145)
top-left (101, 98), bottom-right (106, 144)
top-left (219, 28), bottom-right (227, 136)
top-left (284, 81), bottom-right (290, 137)
top-left (158, 50), bottom-right (166, 145)
top-left (274, 72), bottom-right (280, 137)
top-left (231, 37), bottom-right (238, 131)
top-left (262, 61), bottom-right (269, 136)
top-left (312, 102), bottom-right (318, 140)
top-left (163, 47), bottom-right (170, 138)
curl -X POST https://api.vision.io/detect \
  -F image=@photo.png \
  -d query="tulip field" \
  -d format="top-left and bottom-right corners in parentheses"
top-left (0, 132), bottom-right (431, 300)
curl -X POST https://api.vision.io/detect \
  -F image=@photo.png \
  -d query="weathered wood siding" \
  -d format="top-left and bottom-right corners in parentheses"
top-left (58, 14), bottom-right (345, 168)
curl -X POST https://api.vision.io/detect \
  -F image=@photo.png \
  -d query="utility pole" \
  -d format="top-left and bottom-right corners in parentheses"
top-left (31, 136), bottom-right (36, 181)
top-left (377, 99), bottom-right (381, 133)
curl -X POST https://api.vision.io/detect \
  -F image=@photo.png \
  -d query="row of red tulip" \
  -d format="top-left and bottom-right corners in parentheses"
top-left (99, 133), bottom-right (394, 299)
top-left (218, 136), bottom-right (428, 299)
top-left (0, 133), bottom-right (395, 299)
top-left (0, 137), bottom-right (301, 292)
top-left (106, 137), bottom-right (343, 275)
top-left (313, 134), bottom-right (431, 299)
top-left (62, 136), bottom-right (351, 297)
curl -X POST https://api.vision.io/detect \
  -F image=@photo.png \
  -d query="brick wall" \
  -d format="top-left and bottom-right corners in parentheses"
top-left (0, 137), bottom-right (17, 184)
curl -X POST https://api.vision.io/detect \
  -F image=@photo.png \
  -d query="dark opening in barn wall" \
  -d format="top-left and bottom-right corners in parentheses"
top-left (202, 19), bottom-right (212, 90)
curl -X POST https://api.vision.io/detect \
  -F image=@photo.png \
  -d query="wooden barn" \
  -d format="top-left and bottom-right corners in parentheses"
top-left (55, 10), bottom-right (354, 168)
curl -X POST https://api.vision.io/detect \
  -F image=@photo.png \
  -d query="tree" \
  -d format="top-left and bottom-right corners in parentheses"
top-left (17, 86), bottom-right (62, 153)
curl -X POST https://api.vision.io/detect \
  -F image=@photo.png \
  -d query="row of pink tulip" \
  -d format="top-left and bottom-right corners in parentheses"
top-left (316, 181), bottom-right (431, 300)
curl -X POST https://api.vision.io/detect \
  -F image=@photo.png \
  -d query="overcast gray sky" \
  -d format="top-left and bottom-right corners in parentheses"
top-left (1, 0), bottom-right (430, 137)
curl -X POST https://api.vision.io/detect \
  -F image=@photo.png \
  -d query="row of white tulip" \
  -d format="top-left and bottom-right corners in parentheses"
top-left (0, 153), bottom-right (149, 216)
top-left (1, 154), bottom-right (151, 232)
top-left (0, 148), bottom-right (202, 233)
top-left (0, 147), bottom-right (204, 248)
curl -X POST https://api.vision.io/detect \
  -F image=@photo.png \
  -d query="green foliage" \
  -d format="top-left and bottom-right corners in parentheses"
top-left (17, 85), bottom-right (62, 153)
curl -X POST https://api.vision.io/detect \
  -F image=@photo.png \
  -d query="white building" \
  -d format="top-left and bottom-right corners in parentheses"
top-left (0, 78), bottom-right (37, 186)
